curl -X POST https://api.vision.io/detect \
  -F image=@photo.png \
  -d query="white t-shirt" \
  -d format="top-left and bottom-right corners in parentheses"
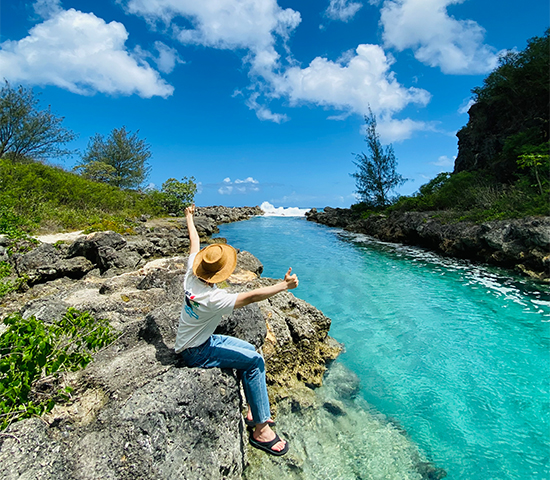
top-left (174, 252), bottom-right (239, 353)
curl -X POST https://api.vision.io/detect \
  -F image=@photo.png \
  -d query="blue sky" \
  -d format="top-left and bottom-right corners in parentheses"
top-left (1, 0), bottom-right (548, 208)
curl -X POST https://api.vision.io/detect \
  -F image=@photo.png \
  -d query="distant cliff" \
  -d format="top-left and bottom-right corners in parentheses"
top-left (454, 30), bottom-right (549, 182)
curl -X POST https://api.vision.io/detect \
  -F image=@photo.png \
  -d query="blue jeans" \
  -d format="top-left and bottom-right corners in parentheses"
top-left (179, 334), bottom-right (271, 424)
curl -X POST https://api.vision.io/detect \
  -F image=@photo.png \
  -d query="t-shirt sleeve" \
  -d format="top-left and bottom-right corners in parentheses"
top-left (206, 289), bottom-right (238, 317)
top-left (187, 253), bottom-right (197, 273)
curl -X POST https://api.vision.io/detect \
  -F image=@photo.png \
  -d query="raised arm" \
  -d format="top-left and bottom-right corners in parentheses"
top-left (235, 268), bottom-right (299, 308)
top-left (185, 205), bottom-right (200, 255)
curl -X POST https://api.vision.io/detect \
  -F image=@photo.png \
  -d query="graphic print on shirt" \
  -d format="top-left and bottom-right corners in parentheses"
top-left (184, 290), bottom-right (200, 319)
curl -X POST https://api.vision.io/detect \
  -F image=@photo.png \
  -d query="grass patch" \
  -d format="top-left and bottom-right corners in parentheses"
top-left (0, 159), bottom-right (168, 236)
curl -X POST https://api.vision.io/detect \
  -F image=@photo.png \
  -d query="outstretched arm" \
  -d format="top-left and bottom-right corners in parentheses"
top-left (235, 268), bottom-right (299, 308)
top-left (185, 205), bottom-right (200, 255)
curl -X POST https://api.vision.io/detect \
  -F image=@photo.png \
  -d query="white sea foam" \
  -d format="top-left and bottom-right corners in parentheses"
top-left (260, 201), bottom-right (310, 217)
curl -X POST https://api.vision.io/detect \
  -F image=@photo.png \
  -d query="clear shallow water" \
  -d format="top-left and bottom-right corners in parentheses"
top-left (245, 363), bottom-right (439, 480)
top-left (217, 216), bottom-right (550, 480)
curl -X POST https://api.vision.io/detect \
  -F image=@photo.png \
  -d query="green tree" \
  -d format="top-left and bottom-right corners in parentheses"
top-left (456, 29), bottom-right (549, 180)
top-left (73, 159), bottom-right (116, 185)
top-left (351, 110), bottom-right (406, 207)
top-left (161, 177), bottom-right (197, 215)
top-left (75, 126), bottom-right (152, 189)
top-left (517, 153), bottom-right (548, 196)
top-left (0, 81), bottom-right (76, 162)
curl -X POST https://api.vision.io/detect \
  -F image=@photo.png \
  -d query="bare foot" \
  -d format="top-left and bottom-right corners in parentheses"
top-left (253, 424), bottom-right (286, 452)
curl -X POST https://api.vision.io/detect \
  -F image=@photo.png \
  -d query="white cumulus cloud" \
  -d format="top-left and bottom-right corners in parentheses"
top-left (376, 117), bottom-right (434, 143)
top-left (0, 8), bottom-right (173, 97)
top-left (134, 41), bottom-right (184, 74)
top-left (380, 0), bottom-right (499, 74)
top-left (324, 0), bottom-right (363, 22)
top-left (235, 177), bottom-right (259, 184)
top-left (153, 41), bottom-right (184, 74)
top-left (124, 0), bottom-right (301, 75)
top-left (218, 176), bottom-right (260, 195)
top-left (121, 0), bottom-right (432, 138)
top-left (245, 92), bottom-right (289, 123)
top-left (431, 155), bottom-right (455, 167)
top-left (270, 44), bottom-right (431, 124)
top-left (33, 0), bottom-right (62, 19)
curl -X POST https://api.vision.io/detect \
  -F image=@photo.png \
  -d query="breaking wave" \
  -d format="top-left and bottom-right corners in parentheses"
top-left (260, 201), bottom-right (310, 217)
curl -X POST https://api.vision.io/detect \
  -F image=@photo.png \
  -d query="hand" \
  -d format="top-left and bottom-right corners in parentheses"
top-left (185, 204), bottom-right (196, 216)
top-left (284, 267), bottom-right (299, 290)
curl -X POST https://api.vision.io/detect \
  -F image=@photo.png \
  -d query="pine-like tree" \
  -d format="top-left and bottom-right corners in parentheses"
top-left (351, 110), bottom-right (406, 207)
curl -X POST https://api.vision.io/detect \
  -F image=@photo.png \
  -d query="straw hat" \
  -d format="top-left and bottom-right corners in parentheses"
top-left (193, 244), bottom-right (237, 283)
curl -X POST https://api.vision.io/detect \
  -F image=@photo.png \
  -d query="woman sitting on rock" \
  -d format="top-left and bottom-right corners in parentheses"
top-left (175, 205), bottom-right (298, 456)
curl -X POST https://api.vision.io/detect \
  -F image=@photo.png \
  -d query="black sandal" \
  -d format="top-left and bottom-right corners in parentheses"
top-left (244, 418), bottom-right (276, 428)
top-left (249, 433), bottom-right (289, 456)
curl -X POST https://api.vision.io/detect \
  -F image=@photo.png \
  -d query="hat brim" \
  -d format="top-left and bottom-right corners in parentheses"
top-left (193, 244), bottom-right (237, 283)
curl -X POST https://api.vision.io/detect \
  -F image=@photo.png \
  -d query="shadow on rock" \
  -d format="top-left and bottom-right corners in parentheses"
top-left (138, 303), bottom-right (181, 366)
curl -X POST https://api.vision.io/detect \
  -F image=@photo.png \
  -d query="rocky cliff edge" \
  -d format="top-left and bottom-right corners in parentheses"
top-left (0, 208), bottom-right (340, 479)
top-left (306, 208), bottom-right (550, 282)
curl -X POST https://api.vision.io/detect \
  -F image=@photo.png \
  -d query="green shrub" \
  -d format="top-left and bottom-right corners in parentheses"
top-left (160, 177), bottom-right (197, 215)
top-left (0, 276), bottom-right (28, 299)
top-left (0, 205), bottom-right (36, 236)
top-left (0, 262), bottom-right (10, 279)
top-left (0, 308), bottom-right (118, 430)
top-left (389, 169), bottom-right (549, 222)
top-left (83, 219), bottom-right (136, 235)
top-left (0, 262), bottom-right (18, 298)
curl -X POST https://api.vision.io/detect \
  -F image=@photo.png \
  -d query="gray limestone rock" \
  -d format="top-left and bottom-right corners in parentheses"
top-left (67, 231), bottom-right (133, 273)
top-left (193, 215), bottom-right (219, 237)
top-left (307, 208), bottom-right (550, 281)
top-left (21, 298), bottom-right (71, 324)
top-left (0, 229), bottom-right (339, 480)
top-left (216, 303), bottom-right (267, 349)
top-left (13, 243), bottom-right (94, 283)
top-left (235, 251), bottom-right (263, 277)
top-left (0, 369), bottom-right (245, 480)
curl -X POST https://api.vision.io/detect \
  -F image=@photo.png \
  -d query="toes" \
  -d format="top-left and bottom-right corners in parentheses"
top-left (273, 440), bottom-right (286, 452)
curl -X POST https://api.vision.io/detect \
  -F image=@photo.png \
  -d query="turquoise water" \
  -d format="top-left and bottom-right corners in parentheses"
top-left (217, 216), bottom-right (550, 480)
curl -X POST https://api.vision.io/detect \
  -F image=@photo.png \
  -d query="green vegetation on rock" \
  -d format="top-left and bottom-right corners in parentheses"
top-left (0, 159), bottom-right (178, 234)
top-left (0, 308), bottom-right (118, 430)
top-left (458, 29), bottom-right (549, 181)
top-left (0, 262), bottom-right (28, 299)
top-left (390, 167), bottom-right (548, 222)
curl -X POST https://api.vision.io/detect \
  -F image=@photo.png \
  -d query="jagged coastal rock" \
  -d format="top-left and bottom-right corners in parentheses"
top-left (0, 207), bottom-right (341, 479)
top-left (306, 208), bottom-right (550, 281)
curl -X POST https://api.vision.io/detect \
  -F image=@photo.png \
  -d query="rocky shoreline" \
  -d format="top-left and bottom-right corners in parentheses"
top-left (0, 206), bottom-right (446, 479)
top-left (306, 207), bottom-right (550, 282)
top-left (0, 207), bottom-right (341, 479)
